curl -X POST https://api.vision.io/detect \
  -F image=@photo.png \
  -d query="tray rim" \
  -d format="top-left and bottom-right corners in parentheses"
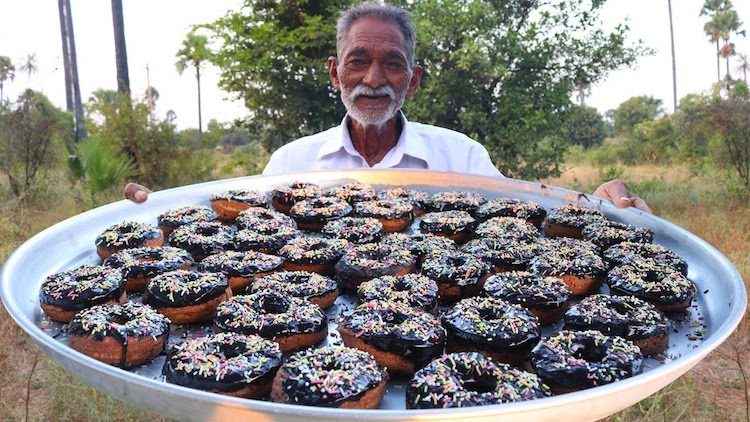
top-left (1, 169), bottom-right (746, 421)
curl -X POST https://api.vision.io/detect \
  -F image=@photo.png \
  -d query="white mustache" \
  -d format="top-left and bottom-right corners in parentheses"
top-left (350, 84), bottom-right (396, 100)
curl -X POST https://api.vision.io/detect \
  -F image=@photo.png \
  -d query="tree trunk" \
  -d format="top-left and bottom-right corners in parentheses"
top-left (716, 40), bottom-right (721, 81)
top-left (668, 0), bottom-right (677, 111)
top-left (111, 0), bottom-right (130, 93)
top-left (58, 0), bottom-right (86, 144)
top-left (196, 66), bottom-right (203, 134)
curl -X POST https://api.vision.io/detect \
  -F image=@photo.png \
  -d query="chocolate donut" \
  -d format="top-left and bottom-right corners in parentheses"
top-left (157, 205), bottom-right (218, 236)
top-left (290, 196), bottom-right (353, 231)
top-left (443, 296), bottom-right (541, 367)
top-left (68, 301), bottom-right (170, 368)
top-left (326, 181), bottom-right (377, 203)
top-left (334, 242), bottom-right (416, 291)
top-left (482, 271), bottom-right (572, 325)
top-left (420, 210), bottom-right (476, 244)
top-left (606, 260), bottom-right (697, 312)
top-left (377, 187), bottom-right (429, 215)
top-left (461, 237), bottom-right (537, 273)
top-left (353, 199), bottom-right (414, 233)
top-left (564, 294), bottom-right (670, 355)
top-left (426, 191), bottom-right (487, 214)
top-left (249, 270), bottom-right (339, 309)
top-left (407, 352), bottom-right (551, 409)
top-left (270, 181), bottom-right (324, 214)
top-left (236, 206), bottom-right (296, 231)
top-left (474, 216), bottom-right (540, 242)
top-left (213, 292), bottom-right (328, 352)
top-left (603, 241), bottom-right (688, 275)
top-left (39, 265), bottom-right (126, 323)
top-left (543, 203), bottom-right (605, 239)
top-left (339, 300), bottom-right (447, 374)
top-left (95, 221), bottom-right (164, 259)
top-left (142, 270), bottom-right (232, 324)
top-left (581, 220), bottom-right (654, 250)
top-left (321, 216), bottom-right (383, 244)
top-left (475, 197), bottom-right (547, 228)
top-left (234, 225), bottom-right (300, 254)
top-left (528, 246), bottom-right (607, 296)
top-left (271, 345), bottom-right (388, 409)
top-left (105, 246), bottom-right (194, 292)
top-left (357, 273), bottom-right (439, 314)
top-left (198, 250), bottom-right (284, 293)
top-left (421, 250), bottom-right (491, 302)
top-left (381, 232), bottom-right (457, 266)
top-left (277, 236), bottom-right (349, 275)
top-left (529, 330), bottom-right (643, 394)
top-left (210, 189), bottom-right (268, 222)
top-left (168, 221), bottom-right (236, 261)
top-left (163, 332), bottom-right (282, 398)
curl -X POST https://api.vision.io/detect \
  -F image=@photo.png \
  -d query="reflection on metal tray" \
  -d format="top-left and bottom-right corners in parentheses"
top-left (1, 169), bottom-right (746, 422)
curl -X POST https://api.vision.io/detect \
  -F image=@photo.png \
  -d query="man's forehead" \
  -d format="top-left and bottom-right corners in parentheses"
top-left (340, 17), bottom-right (408, 56)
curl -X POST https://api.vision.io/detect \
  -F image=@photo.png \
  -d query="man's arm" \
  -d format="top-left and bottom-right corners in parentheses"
top-left (593, 179), bottom-right (651, 213)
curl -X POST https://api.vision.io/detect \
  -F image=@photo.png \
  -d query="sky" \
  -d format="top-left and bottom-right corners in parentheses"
top-left (0, 0), bottom-right (748, 130)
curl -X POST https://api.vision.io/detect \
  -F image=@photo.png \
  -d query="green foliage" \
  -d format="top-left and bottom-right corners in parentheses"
top-left (205, 0), bottom-right (348, 152)
top-left (221, 141), bottom-right (271, 176)
top-left (0, 55), bottom-right (15, 101)
top-left (175, 30), bottom-right (211, 75)
top-left (701, 98), bottom-right (750, 188)
top-left (69, 136), bottom-right (136, 198)
top-left (588, 141), bottom-right (638, 167)
top-left (0, 89), bottom-right (71, 198)
top-left (611, 95), bottom-right (663, 136)
top-left (630, 116), bottom-right (675, 163)
top-left (561, 105), bottom-right (607, 148)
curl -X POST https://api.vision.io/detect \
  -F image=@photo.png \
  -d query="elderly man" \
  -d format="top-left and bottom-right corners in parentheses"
top-left (126, 1), bottom-right (649, 212)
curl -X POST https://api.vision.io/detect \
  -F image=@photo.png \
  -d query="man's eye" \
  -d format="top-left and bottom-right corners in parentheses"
top-left (385, 62), bottom-right (405, 69)
top-left (349, 59), bottom-right (367, 66)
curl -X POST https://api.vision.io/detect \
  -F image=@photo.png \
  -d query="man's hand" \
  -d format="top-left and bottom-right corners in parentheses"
top-left (124, 183), bottom-right (152, 203)
top-left (593, 179), bottom-right (652, 213)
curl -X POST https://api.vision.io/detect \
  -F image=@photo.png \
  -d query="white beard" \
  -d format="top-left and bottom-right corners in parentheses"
top-left (339, 77), bottom-right (408, 128)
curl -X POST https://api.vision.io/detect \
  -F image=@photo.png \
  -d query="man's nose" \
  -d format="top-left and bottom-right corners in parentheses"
top-left (362, 60), bottom-right (386, 87)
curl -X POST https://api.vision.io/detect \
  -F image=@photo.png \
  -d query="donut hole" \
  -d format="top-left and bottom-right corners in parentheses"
top-left (462, 377), bottom-right (497, 395)
top-left (570, 343), bottom-right (607, 363)
top-left (108, 314), bottom-right (131, 326)
top-left (254, 295), bottom-right (290, 314)
top-left (196, 226), bottom-right (221, 236)
top-left (610, 301), bottom-right (631, 317)
top-left (447, 256), bottom-right (468, 267)
top-left (393, 280), bottom-right (412, 292)
top-left (478, 307), bottom-right (503, 322)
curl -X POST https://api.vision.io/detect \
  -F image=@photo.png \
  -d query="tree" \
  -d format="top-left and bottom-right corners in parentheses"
top-left (176, 30), bottom-right (211, 133)
top-left (561, 106), bottom-right (607, 149)
top-left (736, 53), bottom-right (750, 82)
top-left (0, 55), bottom-right (14, 102)
top-left (111, 0), bottom-right (130, 93)
top-left (19, 53), bottom-right (38, 80)
top-left (713, 9), bottom-right (744, 77)
top-left (612, 96), bottom-right (663, 136)
top-left (0, 90), bottom-right (71, 197)
top-left (205, 0), bottom-right (347, 151)
top-left (704, 99), bottom-right (750, 189)
top-left (668, 0), bottom-right (678, 111)
top-left (58, 0), bottom-right (86, 143)
top-left (701, 0), bottom-right (728, 81)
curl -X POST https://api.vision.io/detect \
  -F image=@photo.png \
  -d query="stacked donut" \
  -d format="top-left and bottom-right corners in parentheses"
top-left (37, 181), bottom-right (698, 409)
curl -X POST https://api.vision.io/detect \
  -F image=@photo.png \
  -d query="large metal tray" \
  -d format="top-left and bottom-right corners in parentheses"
top-left (1, 169), bottom-right (746, 421)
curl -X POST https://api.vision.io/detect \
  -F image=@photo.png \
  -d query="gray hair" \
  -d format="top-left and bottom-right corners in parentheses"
top-left (336, 1), bottom-right (417, 68)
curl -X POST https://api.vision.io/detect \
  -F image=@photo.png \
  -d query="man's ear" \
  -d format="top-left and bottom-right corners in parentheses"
top-left (406, 64), bottom-right (423, 97)
top-left (328, 56), bottom-right (341, 91)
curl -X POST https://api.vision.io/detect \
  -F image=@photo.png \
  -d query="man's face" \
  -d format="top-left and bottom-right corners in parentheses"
top-left (329, 17), bottom-right (422, 127)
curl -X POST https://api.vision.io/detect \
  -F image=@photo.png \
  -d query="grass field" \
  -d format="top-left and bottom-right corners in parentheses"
top-left (0, 162), bottom-right (747, 421)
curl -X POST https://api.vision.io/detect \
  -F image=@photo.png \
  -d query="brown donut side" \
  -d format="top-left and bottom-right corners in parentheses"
top-left (96, 234), bottom-right (165, 260)
top-left (542, 222), bottom-right (583, 239)
top-left (271, 368), bottom-right (387, 409)
top-left (556, 274), bottom-right (602, 296)
top-left (69, 332), bottom-right (167, 367)
top-left (40, 290), bottom-right (127, 323)
top-left (211, 199), bottom-right (252, 223)
top-left (283, 261), bottom-right (336, 276)
top-left (339, 325), bottom-right (415, 374)
top-left (152, 286), bottom-right (232, 325)
top-left (272, 324), bottom-right (329, 353)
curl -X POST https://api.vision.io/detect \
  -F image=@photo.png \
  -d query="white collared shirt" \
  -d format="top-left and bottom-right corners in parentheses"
top-left (262, 112), bottom-right (504, 177)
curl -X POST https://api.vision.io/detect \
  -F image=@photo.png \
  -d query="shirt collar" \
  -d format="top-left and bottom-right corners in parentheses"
top-left (315, 111), bottom-right (430, 167)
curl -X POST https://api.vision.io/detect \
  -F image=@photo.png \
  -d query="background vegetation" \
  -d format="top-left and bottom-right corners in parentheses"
top-left (1, 0), bottom-right (749, 420)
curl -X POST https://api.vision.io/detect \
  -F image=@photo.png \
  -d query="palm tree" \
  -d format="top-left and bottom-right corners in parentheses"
top-left (19, 53), bottom-right (38, 80)
top-left (713, 9), bottom-right (744, 78)
top-left (700, 0), bottom-right (728, 81)
top-left (0, 55), bottom-right (15, 102)
top-left (668, 0), bottom-right (677, 111)
top-left (58, 0), bottom-right (86, 142)
top-left (176, 31), bottom-right (211, 133)
top-left (736, 53), bottom-right (750, 81)
top-left (111, 0), bottom-right (130, 93)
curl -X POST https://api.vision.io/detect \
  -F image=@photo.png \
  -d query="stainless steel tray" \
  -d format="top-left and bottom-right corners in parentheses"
top-left (1, 169), bottom-right (746, 421)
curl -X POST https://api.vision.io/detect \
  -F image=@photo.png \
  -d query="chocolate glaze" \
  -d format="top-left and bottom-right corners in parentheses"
top-left (168, 221), bottom-right (235, 259)
top-left (482, 271), bottom-right (572, 311)
top-left (530, 330), bottom-right (643, 391)
top-left (236, 207), bottom-right (297, 230)
top-left (142, 270), bottom-right (229, 308)
top-left (421, 250), bottom-right (490, 286)
top-left (474, 217), bottom-right (540, 242)
top-left (158, 205), bottom-right (218, 228)
top-left (381, 232), bottom-right (457, 261)
top-left (213, 292), bottom-right (326, 338)
top-left (461, 238), bottom-right (535, 271)
top-left (95, 221), bottom-right (162, 251)
top-left (426, 191), bottom-right (487, 214)
top-left (321, 217), bottom-right (383, 244)
top-left (564, 294), bottom-right (670, 340)
top-left (40, 265), bottom-right (125, 312)
top-left (271, 181), bottom-right (323, 206)
top-left (582, 220), bottom-right (654, 250)
top-left (603, 241), bottom-right (688, 275)
top-left (199, 250), bottom-right (284, 277)
top-left (277, 237), bottom-right (348, 265)
top-left (544, 203), bottom-right (605, 229)
top-left (420, 210), bottom-right (476, 236)
top-left (249, 271), bottom-right (338, 301)
top-left (290, 196), bottom-right (352, 224)
top-left (475, 198), bottom-right (547, 223)
top-left (163, 332), bottom-right (282, 393)
top-left (357, 274), bottom-right (439, 312)
top-left (407, 352), bottom-right (551, 409)
top-left (234, 225), bottom-right (300, 253)
top-left (325, 181), bottom-right (377, 203)
top-left (528, 247), bottom-right (607, 278)
top-left (334, 242), bottom-right (416, 282)
top-left (377, 187), bottom-right (428, 212)
top-left (279, 345), bottom-right (387, 407)
top-left (353, 199), bottom-right (414, 220)
top-left (606, 261), bottom-right (696, 307)
top-left (210, 189), bottom-right (268, 207)
top-left (67, 302), bottom-right (170, 368)
top-left (104, 247), bottom-right (193, 279)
